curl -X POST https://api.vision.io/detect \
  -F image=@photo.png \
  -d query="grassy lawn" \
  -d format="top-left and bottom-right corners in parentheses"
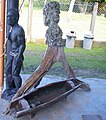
top-left (22, 42), bottom-right (106, 79)
top-left (19, 8), bottom-right (106, 78)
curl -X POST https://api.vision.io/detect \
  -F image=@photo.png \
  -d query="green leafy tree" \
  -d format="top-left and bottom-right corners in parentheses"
top-left (91, 0), bottom-right (106, 2)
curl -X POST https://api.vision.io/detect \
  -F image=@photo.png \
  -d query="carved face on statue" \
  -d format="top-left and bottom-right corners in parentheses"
top-left (7, 9), bottom-right (19, 27)
top-left (43, 1), bottom-right (60, 26)
top-left (43, 1), bottom-right (65, 47)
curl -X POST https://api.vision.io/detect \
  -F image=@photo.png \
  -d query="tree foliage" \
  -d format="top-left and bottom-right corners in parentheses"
top-left (91, 0), bottom-right (106, 2)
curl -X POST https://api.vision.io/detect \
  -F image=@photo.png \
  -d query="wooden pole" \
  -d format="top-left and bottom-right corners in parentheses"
top-left (0, 0), bottom-right (6, 96)
top-left (90, 2), bottom-right (98, 34)
top-left (27, 0), bottom-right (34, 42)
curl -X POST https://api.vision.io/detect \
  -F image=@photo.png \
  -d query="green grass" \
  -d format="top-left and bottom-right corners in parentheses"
top-left (65, 47), bottom-right (106, 70)
top-left (22, 42), bottom-right (106, 78)
top-left (24, 42), bottom-right (46, 69)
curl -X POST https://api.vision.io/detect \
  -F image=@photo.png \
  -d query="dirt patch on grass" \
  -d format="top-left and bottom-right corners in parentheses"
top-left (22, 66), bottom-right (106, 79)
top-left (48, 67), bottom-right (106, 79)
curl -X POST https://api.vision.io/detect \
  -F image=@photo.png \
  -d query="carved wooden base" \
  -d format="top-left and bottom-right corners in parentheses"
top-left (13, 46), bottom-right (91, 100)
top-left (4, 46), bottom-right (91, 115)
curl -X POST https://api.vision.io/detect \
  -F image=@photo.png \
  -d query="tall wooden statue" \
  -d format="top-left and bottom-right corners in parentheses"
top-left (1, 9), bottom-right (26, 101)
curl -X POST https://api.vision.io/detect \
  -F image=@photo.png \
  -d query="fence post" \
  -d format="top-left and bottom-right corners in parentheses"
top-left (90, 2), bottom-right (98, 34)
top-left (27, 0), bottom-right (34, 42)
top-left (0, 0), bottom-right (6, 96)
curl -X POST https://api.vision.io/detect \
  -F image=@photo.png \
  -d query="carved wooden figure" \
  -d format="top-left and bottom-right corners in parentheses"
top-left (4, 1), bottom-right (90, 116)
top-left (1, 9), bottom-right (26, 101)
